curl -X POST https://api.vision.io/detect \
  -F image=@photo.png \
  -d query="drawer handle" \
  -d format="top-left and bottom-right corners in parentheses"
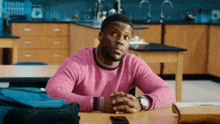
top-left (54, 41), bottom-right (61, 44)
top-left (54, 54), bottom-right (60, 58)
top-left (24, 41), bottom-right (31, 44)
top-left (54, 28), bottom-right (61, 32)
top-left (24, 54), bottom-right (31, 58)
top-left (24, 28), bottom-right (32, 31)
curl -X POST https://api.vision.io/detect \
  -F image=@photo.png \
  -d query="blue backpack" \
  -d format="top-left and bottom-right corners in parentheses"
top-left (0, 87), bottom-right (80, 124)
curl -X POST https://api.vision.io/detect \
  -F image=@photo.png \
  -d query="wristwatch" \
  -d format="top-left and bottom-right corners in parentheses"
top-left (138, 96), bottom-right (149, 110)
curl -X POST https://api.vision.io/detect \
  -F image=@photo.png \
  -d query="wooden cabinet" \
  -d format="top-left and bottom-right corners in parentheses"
top-left (133, 24), bottom-right (162, 44)
top-left (12, 23), bottom-right (70, 65)
top-left (70, 24), bottom-right (100, 55)
top-left (163, 25), bottom-right (209, 74)
top-left (207, 25), bottom-right (220, 77)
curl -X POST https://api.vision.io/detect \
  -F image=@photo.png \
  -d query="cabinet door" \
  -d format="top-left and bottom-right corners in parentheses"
top-left (17, 37), bottom-right (69, 49)
top-left (164, 25), bottom-right (209, 74)
top-left (43, 23), bottom-right (69, 36)
top-left (18, 50), bottom-right (69, 62)
top-left (12, 23), bottom-right (43, 36)
top-left (207, 25), bottom-right (220, 77)
top-left (133, 24), bottom-right (162, 44)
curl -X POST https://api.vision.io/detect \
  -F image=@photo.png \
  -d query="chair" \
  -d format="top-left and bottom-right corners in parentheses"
top-left (9, 62), bottom-right (48, 88)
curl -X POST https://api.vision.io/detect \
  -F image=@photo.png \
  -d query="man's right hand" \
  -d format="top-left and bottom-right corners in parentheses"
top-left (103, 95), bottom-right (116, 113)
top-left (103, 91), bottom-right (139, 113)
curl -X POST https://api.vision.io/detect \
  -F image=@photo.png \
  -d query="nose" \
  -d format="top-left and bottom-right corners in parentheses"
top-left (116, 34), bottom-right (124, 45)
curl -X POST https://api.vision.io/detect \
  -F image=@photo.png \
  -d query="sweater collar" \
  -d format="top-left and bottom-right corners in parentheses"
top-left (93, 48), bottom-right (119, 70)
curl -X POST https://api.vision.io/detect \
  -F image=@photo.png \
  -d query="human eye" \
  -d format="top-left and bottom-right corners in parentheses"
top-left (110, 31), bottom-right (117, 37)
top-left (124, 35), bottom-right (131, 41)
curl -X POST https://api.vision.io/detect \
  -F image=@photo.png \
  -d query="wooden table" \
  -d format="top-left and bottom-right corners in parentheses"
top-left (79, 107), bottom-right (178, 124)
top-left (129, 51), bottom-right (184, 102)
top-left (0, 65), bottom-right (58, 82)
top-left (129, 43), bottom-right (186, 102)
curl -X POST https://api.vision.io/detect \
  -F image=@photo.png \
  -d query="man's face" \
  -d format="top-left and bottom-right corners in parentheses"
top-left (99, 21), bottom-right (132, 61)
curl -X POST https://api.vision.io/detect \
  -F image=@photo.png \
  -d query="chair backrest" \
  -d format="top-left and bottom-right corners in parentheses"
top-left (14, 62), bottom-right (48, 65)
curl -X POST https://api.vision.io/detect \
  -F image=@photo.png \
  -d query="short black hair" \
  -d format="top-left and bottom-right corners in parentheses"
top-left (101, 14), bottom-right (133, 32)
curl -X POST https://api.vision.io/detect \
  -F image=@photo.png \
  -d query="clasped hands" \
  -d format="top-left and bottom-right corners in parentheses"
top-left (103, 91), bottom-right (142, 113)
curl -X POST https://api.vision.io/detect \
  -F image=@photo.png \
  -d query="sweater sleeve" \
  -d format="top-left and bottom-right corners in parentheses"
top-left (45, 60), bottom-right (94, 112)
top-left (133, 58), bottom-right (176, 110)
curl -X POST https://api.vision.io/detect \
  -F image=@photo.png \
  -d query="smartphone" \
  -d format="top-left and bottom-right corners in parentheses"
top-left (110, 116), bottom-right (129, 124)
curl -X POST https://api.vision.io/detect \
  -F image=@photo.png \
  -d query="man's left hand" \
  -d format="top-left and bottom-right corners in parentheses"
top-left (111, 91), bottom-right (142, 113)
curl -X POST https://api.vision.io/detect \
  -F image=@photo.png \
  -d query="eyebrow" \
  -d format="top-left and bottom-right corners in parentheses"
top-left (112, 28), bottom-right (132, 35)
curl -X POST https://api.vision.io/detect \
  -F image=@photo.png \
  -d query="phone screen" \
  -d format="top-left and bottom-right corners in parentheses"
top-left (110, 116), bottom-right (129, 124)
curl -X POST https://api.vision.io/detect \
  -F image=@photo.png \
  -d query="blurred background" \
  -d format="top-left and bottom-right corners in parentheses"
top-left (0, 0), bottom-right (220, 25)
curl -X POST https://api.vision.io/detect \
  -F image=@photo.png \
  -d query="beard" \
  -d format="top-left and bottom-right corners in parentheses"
top-left (101, 47), bottom-right (125, 61)
top-left (106, 50), bottom-right (125, 61)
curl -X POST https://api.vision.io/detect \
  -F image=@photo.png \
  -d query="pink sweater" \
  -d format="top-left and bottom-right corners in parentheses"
top-left (45, 47), bottom-right (175, 112)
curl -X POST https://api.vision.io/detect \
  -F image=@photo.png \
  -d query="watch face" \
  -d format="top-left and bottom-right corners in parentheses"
top-left (140, 97), bottom-right (149, 109)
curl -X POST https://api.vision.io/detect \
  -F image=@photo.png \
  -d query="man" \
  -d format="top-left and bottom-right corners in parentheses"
top-left (45, 14), bottom-right (175, 113)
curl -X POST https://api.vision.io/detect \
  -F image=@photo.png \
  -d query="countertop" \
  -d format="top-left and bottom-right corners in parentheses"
top-left (75, 22), bottom-right (149, 29)
top-left (10, 20), bottom-right (220, 25)
top-left (10, 20), bottom-right (149, 29)
top-left (0, 33), bottom-right (20, 38)
top-left (129, 42), bottom-right (187, 52)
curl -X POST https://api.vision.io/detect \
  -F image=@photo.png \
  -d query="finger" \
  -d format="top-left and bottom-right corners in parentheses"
top-left (111, 92), bottom-right (136, 100)
top-left (126, 94), bottom-right (136, 100)
top-left (111, 91), bottom-right (126, 97)
top-left (125, 108), bottom-right (138, 113)
top-left (127, 100), bottom-right (137, 107)
top-left (113, 97), bottom-right (133, 104)
top-left (113, 105), bottom-right (129, 111)
top-left (113, 105), bottom-right (138, 113)
top-left (112, 97), bottom-right (130, 104)
top-left (113, 100), bottom-right (136, 108)
top-left (115, 111), bottom-right (124, 114)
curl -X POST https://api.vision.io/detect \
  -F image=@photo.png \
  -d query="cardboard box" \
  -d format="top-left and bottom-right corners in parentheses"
top-left (172, 102), bottom-right (220, 124)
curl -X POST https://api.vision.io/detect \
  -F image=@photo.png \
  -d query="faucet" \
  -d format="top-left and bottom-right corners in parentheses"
top-left (140, 0), bottom-right (151, 22)
top-left (160, 0), bottom-right (173, 23)
top-left (113, 0), bottom-right (121, 14)
top-left (95, 0), bottom-right (104, 21)
top-left (0, 8), bottom-right (11, 27)
top-left (117, 0), bottom-right (121, 14)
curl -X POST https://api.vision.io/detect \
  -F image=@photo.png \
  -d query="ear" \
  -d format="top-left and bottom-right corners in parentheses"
top-left (98, 32), bottom-right (103, 42)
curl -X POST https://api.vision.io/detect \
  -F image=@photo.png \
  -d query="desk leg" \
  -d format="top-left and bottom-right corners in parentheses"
top-left (176, 52), bottom-right (183, 102)
top-left (12, 40), bottom-right (18, 64)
